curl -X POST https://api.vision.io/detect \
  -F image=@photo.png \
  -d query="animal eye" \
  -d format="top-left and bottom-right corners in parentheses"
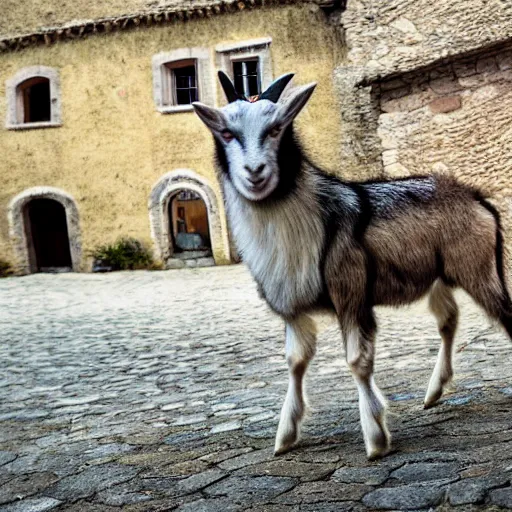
top-left (221, 130), bottom-right (235, 142)
top-left (268, 125), bottom-right (281, 138)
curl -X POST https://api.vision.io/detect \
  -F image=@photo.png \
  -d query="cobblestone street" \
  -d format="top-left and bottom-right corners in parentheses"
top-left (0, 265), bottom-right (511, 511)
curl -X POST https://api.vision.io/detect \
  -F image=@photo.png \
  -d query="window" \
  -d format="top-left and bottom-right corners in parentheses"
top-left (233, 59), bottom-right (260, 97)
top-left (163, 60), bottom-right (198, 106)
top-left (215, 38), bottom-right (272, 103)
top-left (152, 48), bottom-right (213, 114)
top-left (18, 77), bottom-right (51, 123)
top-left (6, 66), bottom-right (62, 130)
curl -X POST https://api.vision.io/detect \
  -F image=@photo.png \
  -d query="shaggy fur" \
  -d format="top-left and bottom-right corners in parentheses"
top-left (193, 75), bottom-right (512, 459)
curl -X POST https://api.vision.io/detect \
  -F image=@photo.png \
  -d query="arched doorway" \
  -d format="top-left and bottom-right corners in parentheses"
top-left (24, 198), bottom-right (72, 272)
top-left (148, 169), bottom-right (231, 267)
top-left (168, 189), bottom-right (212, 259)
top-left (8, 187), bottom-right (82, 274)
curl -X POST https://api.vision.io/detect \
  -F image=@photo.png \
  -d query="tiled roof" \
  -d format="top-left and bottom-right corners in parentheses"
top-left (0, 0), bottom-right (337, 53)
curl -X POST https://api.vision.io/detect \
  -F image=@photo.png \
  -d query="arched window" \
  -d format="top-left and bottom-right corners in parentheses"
top-left (152, 48), bottom-right (214, 114)
top-left (17, 77), bottom-right (51, 123)
top-left (6, 66), bottom-right (62, 129)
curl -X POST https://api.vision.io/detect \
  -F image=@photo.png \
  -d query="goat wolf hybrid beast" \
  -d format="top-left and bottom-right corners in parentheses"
top-left (193, 72), bottom-right (512, 459)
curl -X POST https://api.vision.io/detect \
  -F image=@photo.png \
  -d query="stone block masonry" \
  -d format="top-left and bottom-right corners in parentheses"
top-left (342, 0), bottom-right (512, 81)
top-left (375, 45), bottom-right (512, 236)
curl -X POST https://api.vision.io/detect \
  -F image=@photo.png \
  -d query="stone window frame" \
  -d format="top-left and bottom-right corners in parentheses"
top-left (5, 66), bottom-right (62, 130)
top-left (148, 169), bottom-right (230, 265)
top-left (215, 37), bottom-right (273, 103)
top-left (8, 187), bottom-right (82, 274)
top-left (152, 48), bottom-right (214, 114)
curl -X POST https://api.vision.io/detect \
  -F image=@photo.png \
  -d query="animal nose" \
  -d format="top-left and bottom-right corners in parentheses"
top-left (245, 164), bottom-right (266, 176)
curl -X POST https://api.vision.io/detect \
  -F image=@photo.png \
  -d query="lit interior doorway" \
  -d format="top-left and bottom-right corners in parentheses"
top-left (168, 190), bottom-right (211, 259)
top-left (24, 198), bottom-right (72, 272)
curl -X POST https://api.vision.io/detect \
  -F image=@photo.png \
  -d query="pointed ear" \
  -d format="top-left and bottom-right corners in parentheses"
top-left (192, 102), bottom-right (226, 132)
top-left (277, 82), bottom-right (317, 127)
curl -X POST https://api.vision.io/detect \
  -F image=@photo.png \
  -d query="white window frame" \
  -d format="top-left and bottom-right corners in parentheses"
top-left (5, 66), bottom-right (62, 130)
top-left (152, 48), bottom-right (214, 114)
top-left (215, 37), bottom-right (272, 103)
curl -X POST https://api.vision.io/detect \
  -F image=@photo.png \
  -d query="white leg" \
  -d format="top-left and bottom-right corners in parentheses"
top-left (424, 281), bottom-right (458, 408)
top-left (345, 326), bottom-right (391, 460)
top-left (274, 315), bottom-right (316, 455)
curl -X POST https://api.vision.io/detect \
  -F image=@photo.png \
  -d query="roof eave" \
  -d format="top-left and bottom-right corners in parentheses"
top-left (0, 0), bottom-right (338, 53)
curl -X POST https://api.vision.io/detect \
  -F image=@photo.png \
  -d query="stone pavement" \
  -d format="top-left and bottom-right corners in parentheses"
top-left (0, 265), bottom-right (511, 511)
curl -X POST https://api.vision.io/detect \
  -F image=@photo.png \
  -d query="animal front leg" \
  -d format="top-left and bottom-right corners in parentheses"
top-left (345, 325), bottom-right (391, 460)
top-left (274, 315), bottom-right (316, 455)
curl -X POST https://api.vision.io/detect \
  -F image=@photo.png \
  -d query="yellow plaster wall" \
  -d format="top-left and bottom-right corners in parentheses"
top-left (0, 4), bottom-right (344, 270)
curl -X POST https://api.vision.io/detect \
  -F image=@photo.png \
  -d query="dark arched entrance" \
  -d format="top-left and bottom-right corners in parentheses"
top-left (168, 189), bottom-right (212, 259)
top-left (24, 198), bottom-right (72, 272)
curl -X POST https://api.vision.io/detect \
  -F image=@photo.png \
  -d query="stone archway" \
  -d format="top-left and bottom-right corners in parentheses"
top-left (8, 187), bottom-right (82, 274)
top-left (149, 169), bottom-right (230, 267)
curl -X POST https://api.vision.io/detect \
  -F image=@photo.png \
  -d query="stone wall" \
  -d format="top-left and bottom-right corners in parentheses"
top-left (334, 0), bottom-right (512, 182)
top-left (376, 45), bottom-right (512, 232)
top-left (342, 0), bottom-right (512, 80)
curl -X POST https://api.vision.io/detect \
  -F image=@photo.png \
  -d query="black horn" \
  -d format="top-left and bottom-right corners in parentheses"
top-left (259, 73), bottom-right (294, 103)
top-left (218, 71), bottom-right (246, 103)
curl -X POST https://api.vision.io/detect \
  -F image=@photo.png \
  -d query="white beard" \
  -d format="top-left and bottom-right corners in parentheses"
top-left (223, 173), bottom-right (325, 317)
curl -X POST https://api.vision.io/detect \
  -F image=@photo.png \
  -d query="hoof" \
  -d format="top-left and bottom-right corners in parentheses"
top-left (365, 427), bottom-right (391, 461)
top-left (274, 444), bottom-right (293, 456)
top-left (424, 387), bottom-right (443, 409)
top-left (366, 437), bottom-right (391, 460)
top-left (274, 427), bottom-right (298, 456)
top-left (367, 446), bottom-right (391, 461)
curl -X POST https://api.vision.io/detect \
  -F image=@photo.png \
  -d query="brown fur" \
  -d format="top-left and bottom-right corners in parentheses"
top-left (325, 176), bottom-right (510, 325)
top-left (319, 174), bottom-right (511, 457)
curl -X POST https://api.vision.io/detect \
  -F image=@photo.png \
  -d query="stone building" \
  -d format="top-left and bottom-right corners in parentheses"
top-left (338, 0), bottom-right (512, 236)
top-left (1, 0), bottom-right (512, 274)
top-left (0, 0), bottom-right (345, 273)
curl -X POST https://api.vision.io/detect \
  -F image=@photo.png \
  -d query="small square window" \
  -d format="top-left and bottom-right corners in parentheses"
top-left (233, 59), bottom-right (260, 98)
top-left (153, 49), bottom-right (213, 114)
top-left (163, 59), bottom-right (198, 106)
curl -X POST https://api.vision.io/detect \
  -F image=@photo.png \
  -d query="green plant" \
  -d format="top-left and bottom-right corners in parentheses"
top-left (90, 238), bottom-right (154, 271)
top-left (0, 259), bottom-right (13, 277)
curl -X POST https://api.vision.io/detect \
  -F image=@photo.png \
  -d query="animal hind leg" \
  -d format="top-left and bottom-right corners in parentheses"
top-left (424, 280), bottom-right (459, 408)
top-left (454, 256), bottom-right (512, 341)
top-left (274, 315), bottom-right (317, 455)
top-left (468, 274), bottom-right (512, 341)
top-left (445, 205), bottom-right (512, 340)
